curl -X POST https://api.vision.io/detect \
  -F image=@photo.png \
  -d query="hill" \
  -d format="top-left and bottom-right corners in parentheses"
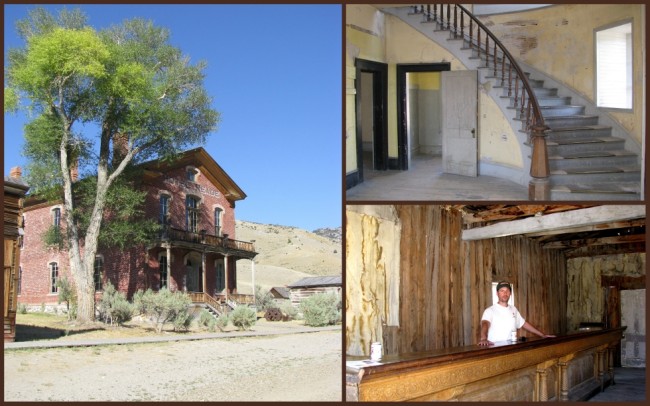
top-left (234, 220), bottom-right (342, 295)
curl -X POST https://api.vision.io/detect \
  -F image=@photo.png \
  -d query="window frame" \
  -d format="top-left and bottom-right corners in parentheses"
top-left (159, 254), bottom-right (168, 290)
top-left (159, 194), bottom-right (170, 224)
top-left (94, 256), bottom-right (104, 292)
top-left (186, 195), bottom-right (200, 233)
top-left (52, 207), bottom-right (61, 228)
top-left (214, 206), bottom-right (223, 237)
top-left (50, 262), bottom-right (59, 294)
top-left (594, 19), bottom-right (634, 112)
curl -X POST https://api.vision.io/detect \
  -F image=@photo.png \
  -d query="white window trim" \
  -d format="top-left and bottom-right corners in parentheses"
top-left (594, 19), bottom-right (634, 112)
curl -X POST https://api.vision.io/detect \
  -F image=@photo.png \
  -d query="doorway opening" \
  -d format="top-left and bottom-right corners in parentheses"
top-left (397, 63), bottom-right (450, 170)
top-left (354, 59), bottom-right (388, 187)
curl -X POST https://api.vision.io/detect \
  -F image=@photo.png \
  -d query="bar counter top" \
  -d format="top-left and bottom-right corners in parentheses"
top-left (346, 327), bottom-right (625, 401)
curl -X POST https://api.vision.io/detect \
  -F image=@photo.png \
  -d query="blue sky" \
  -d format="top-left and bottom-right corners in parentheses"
top-left (4, 4), bottom-right (342, 231)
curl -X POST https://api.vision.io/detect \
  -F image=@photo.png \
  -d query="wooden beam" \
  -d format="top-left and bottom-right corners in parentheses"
top-left (542, 234), bottom-right (646, 249)
top-left (563, 242), bottom-right (646, 258)
top-left (462, 205), bottom-right (645, 241)
top-left (527, 219), bottom-right (645, 239)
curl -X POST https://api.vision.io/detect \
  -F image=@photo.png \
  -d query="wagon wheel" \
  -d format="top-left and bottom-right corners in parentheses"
top-left (265, 308), bottom-right (283, 321)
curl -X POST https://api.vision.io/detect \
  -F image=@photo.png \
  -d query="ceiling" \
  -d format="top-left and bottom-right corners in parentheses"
top-left (456, 205), bottom-right (646, 258)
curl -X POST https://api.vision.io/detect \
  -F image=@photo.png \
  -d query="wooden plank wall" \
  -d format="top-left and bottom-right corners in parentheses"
top-left (385, 205), bottom-right (567, 355)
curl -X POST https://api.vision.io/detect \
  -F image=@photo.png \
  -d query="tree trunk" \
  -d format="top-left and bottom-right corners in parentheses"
top-left (75, 272), bottom-right (96, 323)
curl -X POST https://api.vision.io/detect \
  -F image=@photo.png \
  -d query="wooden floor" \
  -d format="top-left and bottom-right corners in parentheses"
top-left (346, 154), bottom-right (529, 201)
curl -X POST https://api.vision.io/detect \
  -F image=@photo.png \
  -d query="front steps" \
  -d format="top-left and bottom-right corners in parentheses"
top-left (389, 6), bottom-right (642, 200)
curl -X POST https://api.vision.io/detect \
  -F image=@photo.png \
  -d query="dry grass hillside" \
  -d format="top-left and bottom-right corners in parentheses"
top-left (234, 220), bottom-right (342, 295)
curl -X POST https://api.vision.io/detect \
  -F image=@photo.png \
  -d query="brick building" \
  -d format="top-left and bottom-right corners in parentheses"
top-left (18, 147), bottom-right (257, 311)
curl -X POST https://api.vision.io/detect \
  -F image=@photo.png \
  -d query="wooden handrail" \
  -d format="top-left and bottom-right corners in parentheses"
top-left (415, 4), bottom-right (550, 199)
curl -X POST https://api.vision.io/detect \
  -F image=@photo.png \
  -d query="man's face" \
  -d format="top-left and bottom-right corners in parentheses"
top-left (497, 287), bottom-right (511, 304)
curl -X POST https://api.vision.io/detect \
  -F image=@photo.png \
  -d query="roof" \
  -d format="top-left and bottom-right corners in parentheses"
top-left (3, 176), bottom-right (30, 197)
top-left (270, 286), bottom-right (290, 299)
top-left (141, 147), bottom-right (246, 202)
top-left (287, 275), bottom-right (342, 288)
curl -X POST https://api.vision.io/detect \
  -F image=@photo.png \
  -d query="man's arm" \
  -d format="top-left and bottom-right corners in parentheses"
top-left (522, 321), bottom-right (556, 338)
top-left (478, 320), bottom-right (493, 346)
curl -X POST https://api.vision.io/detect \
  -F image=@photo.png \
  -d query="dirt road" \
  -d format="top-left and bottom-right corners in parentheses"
top-left (4, 330), bottom-right (341, 401)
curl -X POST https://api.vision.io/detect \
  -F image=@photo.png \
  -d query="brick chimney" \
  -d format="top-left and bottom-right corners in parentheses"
top-left (10, 166), bottom-right (22, 179)
top-left (70, 160), bottom-right (79, 182)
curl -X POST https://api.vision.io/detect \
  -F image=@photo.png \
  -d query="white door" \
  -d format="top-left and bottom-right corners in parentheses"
top-left (441, 70), bottom-right (478, 177)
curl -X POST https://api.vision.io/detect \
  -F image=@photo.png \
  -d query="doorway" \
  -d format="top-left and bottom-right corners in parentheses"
top-left (184, 254), bottom-right (203, 292)
top-left (397, 63), bottom-right (450, 170)
top-left (355, 59), bottom-right (388, 182)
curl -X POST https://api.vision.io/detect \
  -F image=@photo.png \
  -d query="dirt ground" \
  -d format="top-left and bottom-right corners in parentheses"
top-left (4, 329), bottom-right (342, 401)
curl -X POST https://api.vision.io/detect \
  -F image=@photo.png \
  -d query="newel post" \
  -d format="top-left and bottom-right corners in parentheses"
top-left (528, 124), bottom-right (551, 200)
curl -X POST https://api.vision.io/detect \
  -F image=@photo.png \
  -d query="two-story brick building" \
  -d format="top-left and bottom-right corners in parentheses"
top-left (18, 147), bottom-right (257, 311)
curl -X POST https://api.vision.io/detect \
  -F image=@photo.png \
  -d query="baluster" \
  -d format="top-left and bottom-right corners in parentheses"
top-left (477, 28), bottom-right (481, 58)
top-left (433, 4), bottom-right (437, 22)
top-left (447, 4), bottom-right (451, 30)
top-left (453, 5), bottom-right (458, 37)
top-left (501, 55), bottom-right (506, 87)
top-left (426, 5), bottom-right (431, 21)
top-left (460, 9), bottom-right (464, 41)
top-left (493, 42), bottom-right (497, 76)
top-left (521, 87), bottom-right (527, 121)
top-left (514, 76), bottom-right (519, 108)
top-left (527, 100), bottom-right (532, 128)
top-left (485, 36), bottom-right (489, 68)
top-left (469, 18), bottom-right (473, 48)
top-left (508, 65), bottom-right (513, 97)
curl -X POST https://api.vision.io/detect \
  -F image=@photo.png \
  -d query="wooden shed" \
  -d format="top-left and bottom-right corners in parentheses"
top-left (346, 204), bottom-right (645, 401)
top-left (287, 275), bottom-right (341, 307)
top-left (4, 168), bottom-right (29, 342)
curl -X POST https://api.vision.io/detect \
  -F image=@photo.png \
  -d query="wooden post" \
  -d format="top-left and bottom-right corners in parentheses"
top-left (166, 245), bottom-right (171, 291)
top-left (201, 251), bottom-right (206, 294)
top-left (528, 124), bottom-right (550, 200)
top-left (224, 254), bottom-right (229, 302)
top-left (558, 360), bottom-right (570, 401)
top-left (606, 285), bottom-right (622, 366)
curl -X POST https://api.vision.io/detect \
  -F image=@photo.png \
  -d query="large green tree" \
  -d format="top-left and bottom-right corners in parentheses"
top-left (5, 8), bottom-right (220, 322)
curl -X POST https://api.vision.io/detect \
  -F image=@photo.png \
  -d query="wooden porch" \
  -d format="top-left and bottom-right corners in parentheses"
top-left (188, 291), bottom-right (255, 311)
top-left (159, 227), bottom-right (257, 259)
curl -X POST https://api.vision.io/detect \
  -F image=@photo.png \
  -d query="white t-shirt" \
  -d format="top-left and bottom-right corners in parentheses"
top-left (481, 303), bottom-right (525, 342)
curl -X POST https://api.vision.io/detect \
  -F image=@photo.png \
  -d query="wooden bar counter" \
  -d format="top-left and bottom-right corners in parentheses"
top-left (346, 328), bottom-right (625, 402)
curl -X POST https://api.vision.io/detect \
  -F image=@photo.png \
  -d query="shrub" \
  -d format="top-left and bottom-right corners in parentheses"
top-left (215, 313), bottom-right (229, 332)
top-left (255, 285), bottom-right (275, 311)
top-left (198, 309), bottom-right (215, 329)
top-left (56, 277), bottom-right (77, 320)
top-left (300, 293), bottom-right (341, 327)
top-left (98, 281), bottom-right (133, 326)
top-left (134, 288), bottom-right (192, 333)
top-left (229, 305), bottom-right (256, 331)
top-left (279, 300), bottom-right (298, 320)
top-left (18, 303), bottom-right (28, 314)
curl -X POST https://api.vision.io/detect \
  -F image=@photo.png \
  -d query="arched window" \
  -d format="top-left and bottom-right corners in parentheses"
top-left (50, 262), bottom-right (59, 293)
top-left (186, 196), bottom-right (199, 233)
top-left (94, 256), bottom-right (104, 291)
top-left (52, 207), bottom-right (61, 228)
top-left (160, 195), bottom-right (170, 224)
top-left (214, 207), bottom-right (223, 236)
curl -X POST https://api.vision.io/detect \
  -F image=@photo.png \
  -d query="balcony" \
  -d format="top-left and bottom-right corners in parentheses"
top-left (158, 227), bottom-right (257, 259)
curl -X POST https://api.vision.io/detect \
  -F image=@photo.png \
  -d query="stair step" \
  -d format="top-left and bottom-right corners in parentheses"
top-left (540, 105), bottom-right (585, 117)
top-left (550, 150), bottom-right (636, 160)
top-left (551, 183), bottom-right (641, 200)
top-left (544, 115), bottom-right (600, 128)
top-left (551, 165), bottom-right (640, 175)
top-left (547, 136), bottom-right (621, 146)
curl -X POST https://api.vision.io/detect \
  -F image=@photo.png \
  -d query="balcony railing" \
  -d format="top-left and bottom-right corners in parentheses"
top-left (159, 226), bottom-right (256, 254)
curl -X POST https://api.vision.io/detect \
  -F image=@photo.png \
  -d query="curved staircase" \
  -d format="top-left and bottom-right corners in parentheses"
top-left (384, 4), bottom-right (641, 200)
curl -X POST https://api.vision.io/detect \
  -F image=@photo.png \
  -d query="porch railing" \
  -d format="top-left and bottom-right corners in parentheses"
top-left (160, 227), bottom-right (256, 253)
top-left (189, 291), bottom-right (255, 307)
top-left (413, 4), bottom-right (550, 199)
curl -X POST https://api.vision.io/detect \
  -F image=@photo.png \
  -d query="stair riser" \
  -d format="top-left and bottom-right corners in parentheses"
top-left (545, 116), bottom-right (600, 128)
top-left (504, 96), bottom-right (571, 108)
top-left (503, 87), bottom-right (557, 97)
top-left (547, 141), bottom-right (626, 156)
top-left (549, 155), bottom-right (638, 170)
top-left (547, 128), bottom-right (613, 139)
top-left (550, 171), bottom-right (640, 185)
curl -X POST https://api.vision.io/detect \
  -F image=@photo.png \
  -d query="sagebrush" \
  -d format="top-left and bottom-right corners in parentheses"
top-left (97, 281), bottom-right (133, 326)
top-left (133, 288), bottom-right (192, 333)
top-left (230, 305), bottom-right (256, 331)
top-left (300, 293), bottom-right (341, 327)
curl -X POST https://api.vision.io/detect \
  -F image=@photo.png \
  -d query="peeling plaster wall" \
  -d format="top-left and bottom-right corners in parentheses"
top-left (481, 4), bottom-right (645, 145)
top-left (566, 253), bottom-right (645, 332)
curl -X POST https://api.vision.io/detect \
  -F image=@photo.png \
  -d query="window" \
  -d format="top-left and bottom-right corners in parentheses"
top-left (94, 257), bottom-right (104, 291)
top-left (50, 262), bottom-right (59, 293)
top-left (186, 196), bottom-right (199, 233)
top-left (214, 207), bottom-right (223, 236)
top-left (53, 207), bottom-right (61, 228)
top-left (18, 266), bottom-right (22, 295)
top-left (596, 21), bottom-right (633, 109)
top-left (159, 255), bottom-right (168, 289)
top-left (215, 260), bottom-right (225, 292)
top-left (160, 195), bottom-right (170, 224)
top-left (187, 167), bottom-right (198, 182)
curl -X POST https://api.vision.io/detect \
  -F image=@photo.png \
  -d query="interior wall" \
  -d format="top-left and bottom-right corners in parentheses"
top-left (360, 72), bottom-right (374, 153)
top-left (480, 4), bottom-right (645, 146)
top-left (345, 205), bottom-right (568, 357)
top-left (408, 72), bottom-right (442, 156)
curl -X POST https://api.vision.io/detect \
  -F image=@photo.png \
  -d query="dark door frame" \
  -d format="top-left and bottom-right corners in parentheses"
top-left (396, 63), bottom-right (451, 170)
top-left (355, 59), bottom-right (388, 182)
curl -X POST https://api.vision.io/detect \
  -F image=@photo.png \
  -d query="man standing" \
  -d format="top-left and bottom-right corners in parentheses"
top-left (478, 281), bottom-right (555, 346)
